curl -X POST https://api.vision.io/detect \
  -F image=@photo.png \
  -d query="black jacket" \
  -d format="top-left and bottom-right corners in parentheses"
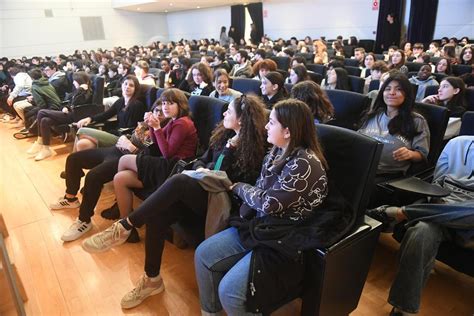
top-left (230, 182), bottom-right (355, 314)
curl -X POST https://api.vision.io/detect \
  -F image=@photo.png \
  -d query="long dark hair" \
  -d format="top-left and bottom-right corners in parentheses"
top-left (209, 95), bottom-right (267, 173)
top-left (441, 77), bottom-right (467, 112)
top-left (122, 75), bottom-right (141, 102)
top-left (291, 81), bottom-right (334, 123)
top-left (264, 71), bottom-right (287, 97)
top-left (334, 67), bottom-right (350, 91)
top-left (160, 88), bottom-right (190, 118)
top-left (364, 73), bottom-right (419, 139)
top-left (291, 65), bottom-right (309, 83)
top-left (272, 99), bottom-right (328, 170)
top-left (436, 58), bottom-right (452, 75)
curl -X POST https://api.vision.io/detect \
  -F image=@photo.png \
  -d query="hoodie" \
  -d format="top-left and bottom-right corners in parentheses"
top-left (409, 75), bottom-right (439, 102)
top-left (31, 77), bottom-right (61, 110)
top-left (48, 70), bottom-right (70, 100)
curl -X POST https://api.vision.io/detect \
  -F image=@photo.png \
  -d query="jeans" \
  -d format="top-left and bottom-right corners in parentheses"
top-left (195, 227), bottom-right (260, 316)
top-left (37, 109), bottom-right (73, 145)
top-left (65, 147), bottom-right (123, 222)
top-left (388, 200), bottom-right (474, 313)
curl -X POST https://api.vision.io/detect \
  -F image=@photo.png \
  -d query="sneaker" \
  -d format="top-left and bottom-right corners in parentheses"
top-left (50, 196), bottom-right (80, 210)
top-left (6, 117), bottom-right (20, 124)
top-left (0, 115), bottom-right (14, 123)
top-left (81, 221), bottom-right (131, 253)
top-left (366, 205), bottom-right (397, 232)
top-left (121, 274), bottom-right (164, 309)
top-left (61, 218), bottom-right (92, 242)
top-left (26, 141), bottom-right (42, 155)
top-left (35, 146), bottom-right (53, 161)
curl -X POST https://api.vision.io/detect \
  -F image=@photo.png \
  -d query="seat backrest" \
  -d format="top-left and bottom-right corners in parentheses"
top-left (368, 79), bottom-right (380, 92)
top-left (348, 75), bottom-right (365, 94)
top-left (89, 75), bottom-right (104, 106)
top-left (407, 71), bottom-right (418, 79)
top-left (325, 89), bottom-right (369, 130)
top-left (189, 58), bottom-right (200, 65)
top-left (156, 88), bottom-right (165, 99)
top-left (374, 54), bottom-right (385, 61)
top-left (414, 102), bottom-right (450, 166)
top-left (466, 88), bottom-right (474, 111)
top-left (452, 64), bottom-right (472, 76)
top-left (433, 72), bottom-right (447, 83)
top-left (343, 46), bottom-right (355, 58)
top-left (270, 56), bottom-right (291, 71)
top-left (410, 83), bottom-right (419, 97)
top-left (460, 111), bottom-right (474, 136)
top-left (306, 64), bottom-right (327, 77)
top-left (231, 78), bottom-right (261, 95)
top-left (307, 71), bottom-right (323, 84)
top-left (295, 52), bottom-right (314, 63)
top-left (137, 85), bottom-right (157, 110)
top-left (345, 66), bottom-right (362, 77)
top-left (358, 39), bottom-right (375, 53)
top-left (317, 124), bottom-right (383, 219)
top-left (405, 62), bottom-right (423, 72)
top-left (424, 85), bottom-right (439, 98)
top-left (148, 67), bottom-right (162, 78)
top-left (343, 58), bottom-right (359, 67)
top-left (188, 95), bottom-right (228, 152)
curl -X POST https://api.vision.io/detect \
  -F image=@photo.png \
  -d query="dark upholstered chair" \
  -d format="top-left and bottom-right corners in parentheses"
top-left (452, 64), bottom-right (472, 76)
top-left (358, 39), bottom-right (375, 53)
top-left (270, 56), bottom-right (291, 71)
top-left (231, 78), bottom-right (261, 95)
top-left (188, 95), bottom-right (228, 154)
top-left (343, 58), bottom-right (359, 67)
top-left (368, 79), bottom-right (380, 92)
top-left (345, 66), bottom-right (362, 77)
top-left (460, 111), bottom-right (474, 136)
top-left (466, 88), bottom-right (474, 111)
top-left (306, 64), bottom-right (327, 77)
top-left (325, 89), bottom-right (370, 130)
top-left (405, 62), bottom-right (423, 72)
top-left (424, 85), bottom-right (439, 98)
top-left (348, 75), bottom-right (365, 94)
top-left (308, 71), bottom-right (323, 85)
top-left (433, 72), bottom-right (447, 83)
top-left (268, 124), bottom-right (384, 316)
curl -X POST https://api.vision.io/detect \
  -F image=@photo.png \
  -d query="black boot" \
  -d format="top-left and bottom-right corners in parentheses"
top-left (101, 202), bottom-right (120, 220)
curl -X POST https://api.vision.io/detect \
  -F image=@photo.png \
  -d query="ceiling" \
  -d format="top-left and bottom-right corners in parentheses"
top-left (113, 0), bottom-right (262, 13)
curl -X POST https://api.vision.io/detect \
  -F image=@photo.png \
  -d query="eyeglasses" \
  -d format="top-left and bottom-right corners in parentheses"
top-left (153, 108), bottom-right (162, 114)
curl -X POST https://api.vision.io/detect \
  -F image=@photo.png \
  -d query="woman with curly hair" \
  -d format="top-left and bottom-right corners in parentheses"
top-left (313, 40), bottom-right (329, 64)
top-left (82, 95), bottom-right (269, 309)
top-left (291, 80), bottom-right (335, 123)
top-left (178, 62), bottom-right (214, 96)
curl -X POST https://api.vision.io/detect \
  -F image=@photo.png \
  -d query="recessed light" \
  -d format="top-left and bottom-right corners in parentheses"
top-left (197, 6), bottom-right (200, 8)
top-left (165, 9), bottom-right (168, 12)
top-left (136, 7), bottom-right (141, 10)
top-left (169, 3), bottom-right (173, 5)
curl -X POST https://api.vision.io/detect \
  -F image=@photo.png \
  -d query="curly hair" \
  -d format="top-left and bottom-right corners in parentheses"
top-left (291, 81), bottom-right (334, 123)
top-left (209, 95), bottom-right (268, 174)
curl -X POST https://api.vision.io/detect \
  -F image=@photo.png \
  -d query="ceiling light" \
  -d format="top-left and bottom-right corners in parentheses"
top-left (165, 9), bottom-right (168, 12)
top-left (197, 6), bottom-right (200, 8)
top-left (136, 7), bottom-right (141, 10)
top-left (169, 3), bottom-right (173, 5)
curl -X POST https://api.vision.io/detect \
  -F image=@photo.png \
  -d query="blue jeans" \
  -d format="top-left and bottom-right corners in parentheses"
top-left (194, 227), bottom-right (260, 316)
top-left (388, 200), bottom-right (474, 313)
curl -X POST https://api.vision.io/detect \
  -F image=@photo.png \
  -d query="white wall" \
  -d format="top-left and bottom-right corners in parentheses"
top-left (166, 6), bottom-right (230, 42)
top-left (262, 0), bottom-right (379, 40)
top-left (0, 0), bottom-right (168, 58)
top-left (433, 0), bottom-right (473, 39)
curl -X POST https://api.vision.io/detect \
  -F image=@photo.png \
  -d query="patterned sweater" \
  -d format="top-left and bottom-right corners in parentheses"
top-left (233, 147), bottom-right (328, 221)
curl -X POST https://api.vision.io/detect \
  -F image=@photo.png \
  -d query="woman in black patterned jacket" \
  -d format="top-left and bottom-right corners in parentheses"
top-left (195, 99), bottom-right (329, 315)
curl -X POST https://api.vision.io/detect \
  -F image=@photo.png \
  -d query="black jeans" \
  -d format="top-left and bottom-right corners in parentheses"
top-left (128, 174), bottom-right (208, 277)
top-left (0, 95), bottom-right (27, 117)
top-left (37, 109), bottom-right (73, 145)
top-left (65, 147), bottom-right (123, 223)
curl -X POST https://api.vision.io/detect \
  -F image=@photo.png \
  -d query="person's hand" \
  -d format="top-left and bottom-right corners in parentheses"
top-left (147, 114), bottom-right (161, 130)
top-left (1, 85), bottom-right (7, 92)
top-left (421, 95), bottom-right (439, 104)
top-left (116, 135), bottom-right (135, 152)
top-left (393, 147), bottom-right (413, 161)
top-left (143, 111), bottom-right (152, 122)
top-left (26, 95), bottom-right (33, 102)
top-left (61, 107), bottom-right (69, 114)
top-left (6, 96), bottom-right (13, 106)
top-left (76, 117), bottom-right (92, 128)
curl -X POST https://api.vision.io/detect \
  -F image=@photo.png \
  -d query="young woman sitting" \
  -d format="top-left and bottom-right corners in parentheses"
top-left (52, 88), bottom-right (197, 242)
top-left (27, 71), bottom-right (93, 161)
top-left (209, 69), bottom-right (242, 103)
top-left (194, 99), bottom-right (329, 315)
top-left (322, 67), bottom-right (350, 91)
top-left (288, 64), bottom-right (309, 85)
top-left (73, 75), bottom-right (146, 151)
top-left (260, 71), bottom-right (288, 109)
top-left (388, 49), bottom-right (409, 74)
top-left (358, 73), bottom-right (430, 179)
top-left (291, 80), bottom-right (335, 124)
top-left (252, 59), bottom-right (277, 81)
top-left (435, 58), bottom-right (452, 75)
top-left (178, 62), bottom-right (214, 96)
top-left (80, 95), bottom-right (268, 310)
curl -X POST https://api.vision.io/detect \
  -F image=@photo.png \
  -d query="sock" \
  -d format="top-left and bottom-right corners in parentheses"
top-left (64, 195), bottom-right (77, 202)
top-left (37, 137), bottom-right (43, 145)
top-left (146, 273), bottom-right (161, 281)
top-left (119, 218), bottom-right (133, 231)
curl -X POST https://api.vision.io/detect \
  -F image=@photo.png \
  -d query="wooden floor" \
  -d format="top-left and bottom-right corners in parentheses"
top-left (0, 122), bottom-right (473, 316)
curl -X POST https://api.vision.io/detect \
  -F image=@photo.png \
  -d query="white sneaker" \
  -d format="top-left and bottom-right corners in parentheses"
top-left (35, 146), bottom-right (53, 161)
top-left (61, 218), bottom-right (92, 242)
top-left (27, 141), bottom-right (42, 155)
top-left (82, 221), bottom-right (131, 253)
top-left (6, 117), bottom-right (20, 124)
top-left (121, 274), bottom-right (164, 309)
top-left (0, 115), bottom-right (14, 123)
top-left (50, 196), bottom-right (80, 210)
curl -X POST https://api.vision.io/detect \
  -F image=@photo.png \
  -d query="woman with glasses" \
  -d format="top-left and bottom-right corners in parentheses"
top-left (52, 88), bottom-right (197, 243)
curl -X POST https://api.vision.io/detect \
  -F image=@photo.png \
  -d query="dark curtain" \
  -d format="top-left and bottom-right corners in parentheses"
top-left (407, 0), bottom-right (438, 47)
top-left (374, 0), bottom-right (403, 53)
top-left (247, 3), bottom-right (264, 43)
top-left (231, 5), bottom-right (245, 44)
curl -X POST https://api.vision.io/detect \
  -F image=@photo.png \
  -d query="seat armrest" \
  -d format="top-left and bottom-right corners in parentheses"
top-left (386, 177), bottom-right (450, 197)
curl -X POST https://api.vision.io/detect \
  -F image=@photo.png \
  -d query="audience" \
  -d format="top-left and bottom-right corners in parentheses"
top-left (260, 71), bottom-right (287, 109)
